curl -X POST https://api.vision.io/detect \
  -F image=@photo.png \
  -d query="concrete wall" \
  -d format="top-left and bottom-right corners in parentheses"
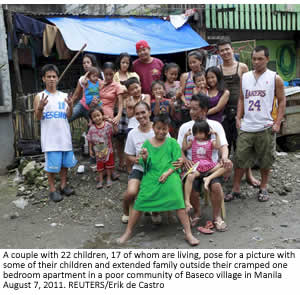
top-left (0, 7), bottom-right (14, 174)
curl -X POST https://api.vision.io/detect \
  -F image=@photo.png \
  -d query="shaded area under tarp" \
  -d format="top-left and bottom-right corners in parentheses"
top-left (47, 16), bottom-right (208, 55)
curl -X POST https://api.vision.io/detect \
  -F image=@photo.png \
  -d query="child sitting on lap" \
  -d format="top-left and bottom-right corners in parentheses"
top-left (182, 120), bottom-right (226, 212)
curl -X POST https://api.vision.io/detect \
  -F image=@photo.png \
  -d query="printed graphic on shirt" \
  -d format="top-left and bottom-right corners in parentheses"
top-left (42, 101), bottom-right (67, 120)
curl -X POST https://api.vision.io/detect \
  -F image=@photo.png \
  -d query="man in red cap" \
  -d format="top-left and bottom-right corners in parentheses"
top-left (133, 40), bottom-right (164, 95)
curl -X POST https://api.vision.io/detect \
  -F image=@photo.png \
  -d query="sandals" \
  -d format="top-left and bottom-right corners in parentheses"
top-left (224, 191), bottom-right (241, 202)
top-left (214, 218), bottom-right (227, 232)
top-left (106, 180), bottom-right (113, 188)
top-left (257, 189), bottom-right (269, 202)
top-left (197, 220), bottom-right (215, 234)
top-left (96, 182), bottom-right (103, 189)
top-left (121, 214), bottom-right (129, 224)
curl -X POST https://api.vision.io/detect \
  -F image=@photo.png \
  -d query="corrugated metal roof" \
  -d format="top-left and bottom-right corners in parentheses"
top-left (206, 4), bottom-right (300, 31)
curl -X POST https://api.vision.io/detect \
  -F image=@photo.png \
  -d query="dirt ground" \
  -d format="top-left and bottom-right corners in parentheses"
top-left (0, 151), bottom-right (300, 249)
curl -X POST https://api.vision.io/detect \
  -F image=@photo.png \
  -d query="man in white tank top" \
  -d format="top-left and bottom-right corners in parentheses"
top-left (34, 64), bottom-right (77, 202)
top-left (229, 46), bottom-right (286, 202)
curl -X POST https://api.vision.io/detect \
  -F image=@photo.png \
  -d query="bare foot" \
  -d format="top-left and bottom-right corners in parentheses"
top-left (185, 233), bottom-right (199, 246)
top-left (203, 177), bottom-right (211, 191)
top-left (246, 175), bottom-right (261, 187)
top-left (117, 231), bottom-right (132, 244)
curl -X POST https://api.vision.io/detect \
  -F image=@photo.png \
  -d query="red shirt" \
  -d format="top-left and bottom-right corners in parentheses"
top-left (133, 57), bottom-right (164, 95)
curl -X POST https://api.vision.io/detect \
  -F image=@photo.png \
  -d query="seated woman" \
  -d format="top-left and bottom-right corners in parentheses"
top-left (118, 113), bottom-right (199, 246)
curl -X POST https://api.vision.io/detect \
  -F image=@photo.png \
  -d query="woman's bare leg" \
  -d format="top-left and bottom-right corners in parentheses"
top-left (118, 209), bottom-right (142, 244)
top-left (123, 179), bottom-right (140, 215)
top-left (176, 209), bottom-right (199, 246)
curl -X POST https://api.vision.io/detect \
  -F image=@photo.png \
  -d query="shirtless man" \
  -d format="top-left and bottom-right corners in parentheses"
top-left (217, 39), bottom-right (260, 199)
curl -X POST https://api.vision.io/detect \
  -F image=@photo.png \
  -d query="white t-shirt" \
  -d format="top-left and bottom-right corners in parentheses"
top-left (127, 116), bottom-right (139, 129)
top-left (124, 127), bottom-right (155, 172)
top-left (177, 119), bottom-right (228, 163)
top-left (241, 69), bottom-right (276, 132)
top-left (40, 90), bottom-right (72, 152)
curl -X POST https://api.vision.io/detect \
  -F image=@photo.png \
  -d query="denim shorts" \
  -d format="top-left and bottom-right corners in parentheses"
top-left (128, 169), bottom-right (143, 181)
top-left (69, 102), bottom-right (89, 122)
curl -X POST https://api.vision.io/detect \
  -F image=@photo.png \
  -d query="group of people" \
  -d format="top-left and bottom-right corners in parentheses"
top-left (34, 37), bottom-right (286, 246)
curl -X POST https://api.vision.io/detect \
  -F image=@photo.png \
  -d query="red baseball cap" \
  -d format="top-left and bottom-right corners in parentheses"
top-left (136, 40), bottom-right (150, 52)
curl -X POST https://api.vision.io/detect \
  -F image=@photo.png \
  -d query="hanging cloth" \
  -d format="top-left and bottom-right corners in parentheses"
top-left (14, 13), bottom-right (46, 45)
top-left (43, 24), bottom-right (71, 59)
top-left (42, 24), bottom-right (58, 57)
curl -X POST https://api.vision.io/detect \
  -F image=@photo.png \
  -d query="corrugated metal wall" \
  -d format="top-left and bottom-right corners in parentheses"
top-left (206, 4), bottom-right (300, 31)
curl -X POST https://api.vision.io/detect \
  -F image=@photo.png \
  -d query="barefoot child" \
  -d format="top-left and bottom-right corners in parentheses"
top-left (118, 113), bottom-right (199, 246)
top-left (34, 64), bottom-right (77, 202)
top-left (87, 107), bottom-right (118, 189)
top-left (193, 71), bottom-right (208, 95)
top-left (182, 120), bottom-right (226, 212)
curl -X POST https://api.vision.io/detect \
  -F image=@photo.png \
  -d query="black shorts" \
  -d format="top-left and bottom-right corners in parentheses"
top-left (192, 175), bottom-right (223, 192)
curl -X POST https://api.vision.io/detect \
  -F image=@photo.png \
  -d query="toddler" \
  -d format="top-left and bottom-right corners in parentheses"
top-left (87, 107), bottom-right (118, 188)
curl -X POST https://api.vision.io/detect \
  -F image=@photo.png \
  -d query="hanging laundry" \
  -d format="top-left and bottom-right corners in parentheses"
top-left (55, 30), bottom-right (71, 60)
top-left (43, 24), bottom-right (71, 59)
top-left (43, 24), bottom-right (58, 57)
top-left (14, 13), bottom-right (46, 45)
top-left (205, 55), bottom-right (222, 69)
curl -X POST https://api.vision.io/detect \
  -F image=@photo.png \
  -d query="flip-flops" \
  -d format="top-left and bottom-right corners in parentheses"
top-left (224, 191), bottom-right (241, 202)
top-left (197, 227), bottom-right (214, 234)
top-left (96, 182), bottom-right (103, 189)
top-left (197, 220), bottom-right (215, 234)
top-left (106, 180), bottom-right (113, 188)
top-left (214, 218), bottom-right (227, 232)
top-left (257, 189), bottom-right (269, 202)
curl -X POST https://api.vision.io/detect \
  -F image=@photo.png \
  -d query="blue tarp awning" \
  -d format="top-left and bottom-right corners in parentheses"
top-left (47, 16), bottom-right (208, 55)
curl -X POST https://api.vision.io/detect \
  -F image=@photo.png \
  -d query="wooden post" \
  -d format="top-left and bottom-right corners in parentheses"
top-left (58, 43), bottom-right (87, 84)
top-left (6, 10), bottom-right (23, 96)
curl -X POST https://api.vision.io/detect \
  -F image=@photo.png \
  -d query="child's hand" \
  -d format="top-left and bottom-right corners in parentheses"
top-left (184, 101), bottom-right (190, 108)
top-left (140, 148), bottom-right (148, 161)
top-left (172, 157), bottom-right (183, 169)
top-left (176, 87), bottom-right (182, 99)
top-left (90, 96), bottom-right (99, 107)
top-left (154, 94), bottom-right (162, 101)
top-left (159, 172), bottom-right (169, 183)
